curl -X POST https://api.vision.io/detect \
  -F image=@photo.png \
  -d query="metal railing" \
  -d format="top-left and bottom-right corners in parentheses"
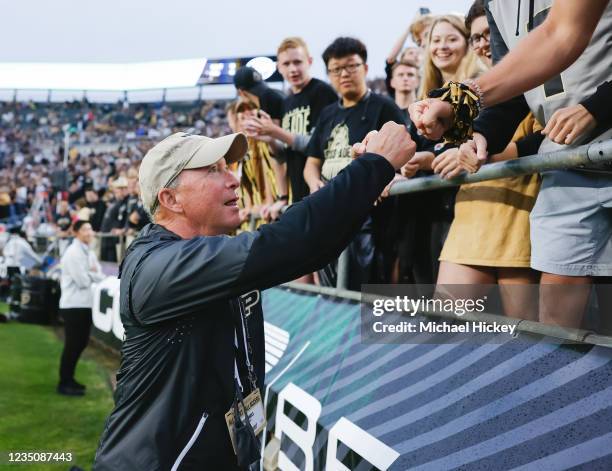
top-left (389, 138), bottom-right (612, 195)
top-left (291, 138), bottom-right (612, 346)
top-left (240, 140), bottom-right (612, 292)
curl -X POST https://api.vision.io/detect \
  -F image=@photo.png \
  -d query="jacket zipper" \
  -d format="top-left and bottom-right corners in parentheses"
top-left (170, 412), bottom-right (208, 471)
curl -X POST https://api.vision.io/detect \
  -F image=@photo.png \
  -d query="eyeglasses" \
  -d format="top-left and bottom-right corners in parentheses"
top-left (327, 62), bottom-right (364, 77)
top-left (469, 30), bottom-right (490, 47)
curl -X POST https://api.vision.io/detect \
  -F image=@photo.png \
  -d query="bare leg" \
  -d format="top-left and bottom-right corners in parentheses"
top-left (294, 273), bottom-right (314, 284)
top-left (497, 267), bottom-right (540, 321)
top-left (595, 277), bottom-right (612, 335)
top-left (539, 272), bottom-right (592, 328)
top-left (390, 258), bottom-right (400, 284)
top-left (436, 261), bottom-right (496, 302)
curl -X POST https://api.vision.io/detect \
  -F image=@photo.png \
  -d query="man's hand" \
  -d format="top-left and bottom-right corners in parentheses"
top-left (244, 110), bottom-right (278, 138)
top-left (381, 174), bottom-right (408, 199)
top-left (238, 207), bottom-right (250, 224)
top-left (268, 200), bottom-right (285, 221)
top-left (351, 130), bottom-right (378, 158)
top-left (457, 133), bottom-right (488, 174)
top-left (365, 122), bottom-right (416, 170)
top-left (432, 148), bottom-right (463, 179)
top-left (259, 204), bottom-right (272, 222)
top-left (408, 99), bottom-right (454, 141)
top-left (308, 180), bottom-right (325, 194)
top-left (260, 201), bottom-right (285, 222)
top-left (400, 160), bottom-right (420, 178)
top-left (542, 104), bottom-right (596, 145)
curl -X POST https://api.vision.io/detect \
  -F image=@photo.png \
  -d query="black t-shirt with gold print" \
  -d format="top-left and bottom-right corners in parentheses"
top-left (281, 78), bottom-right (337, 202)
top-left (307, 91), bottom-right (406, 181)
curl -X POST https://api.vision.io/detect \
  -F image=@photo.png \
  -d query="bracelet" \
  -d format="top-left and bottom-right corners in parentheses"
top-left (462, 78), bottom-right (484, 110)
top-left (428, 81), bottom-right (481, 145)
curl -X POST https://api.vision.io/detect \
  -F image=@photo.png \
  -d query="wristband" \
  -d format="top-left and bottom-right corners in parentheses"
top-left (428, 81), bottom-right (481, 145)
top-left (462, 79), bottom-right (484, 110)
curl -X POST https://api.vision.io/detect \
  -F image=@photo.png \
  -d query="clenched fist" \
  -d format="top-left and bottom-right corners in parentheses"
top-left (362, 122), bottom-right (416, 170)
top-left (408, 99), bottom-right (454, 141)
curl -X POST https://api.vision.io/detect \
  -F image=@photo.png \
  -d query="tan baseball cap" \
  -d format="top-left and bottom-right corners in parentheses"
top-left (139, 132), bottom-right (247, 214)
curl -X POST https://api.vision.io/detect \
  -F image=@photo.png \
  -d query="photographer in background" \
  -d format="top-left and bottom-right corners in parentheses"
top-left (3, 225), bottom-right (42, 274)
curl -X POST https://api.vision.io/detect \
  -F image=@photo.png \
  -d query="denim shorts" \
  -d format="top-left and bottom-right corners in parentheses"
top-left (530, 169), bottom-right (612, 276)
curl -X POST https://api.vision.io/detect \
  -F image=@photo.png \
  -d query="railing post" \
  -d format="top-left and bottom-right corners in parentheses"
top-left (336, 248), bottom-right (350, 291)
top-left (249, 214), bottom-right (258, 232)
top-left (118, 234), bottom-right (126, 262)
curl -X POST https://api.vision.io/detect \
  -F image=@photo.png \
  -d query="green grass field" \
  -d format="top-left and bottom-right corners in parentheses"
top-left (0, 321), bottom-right (116, 471)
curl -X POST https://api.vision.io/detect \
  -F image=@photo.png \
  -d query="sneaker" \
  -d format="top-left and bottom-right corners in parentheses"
top-left (57, 384), bottom-right (85, 396)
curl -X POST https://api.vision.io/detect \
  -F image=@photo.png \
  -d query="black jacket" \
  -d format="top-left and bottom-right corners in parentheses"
top-left (93, 153), bottom-right (395, 470)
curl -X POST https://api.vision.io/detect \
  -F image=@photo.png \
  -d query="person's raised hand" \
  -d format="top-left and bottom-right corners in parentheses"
top-left (457, 133), bottom-right (488, 174)
top-left (252, 110), bottom-right (276, 137)
top-left (268, 200), bottom-right (285, 221)
top-left (238, 207), bottom-right (250, 224)
top-left (403, 151), bottom-right (433, 174)
top-left (260, 204), bottom-right (272, 222)
top-left (365, 122), bottom-right (416, 170)
top-left (381, 173), bottom-right (408, 199)
top-left (242, 118), bottom-right (261, 137)
top-left (351, 129), bottom-right (378, 159)
top-left (408, 98), bottom-right (454, 140)
top-left (432, 148), bottom-right (462, 179)
top-left (308, 180), bottom-right (325, 194)
top-left (400, 160), bottom-right (420, 178)
top-left (542, 104), bottom-right (596, 145)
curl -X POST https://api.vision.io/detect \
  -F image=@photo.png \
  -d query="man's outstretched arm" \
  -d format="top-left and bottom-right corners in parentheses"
top-left (410, 0), bottom-right (609, 140)
top-left (476, 0), bottom-right (609, 107)
top-left (129, 123), bottom-right (415, 324)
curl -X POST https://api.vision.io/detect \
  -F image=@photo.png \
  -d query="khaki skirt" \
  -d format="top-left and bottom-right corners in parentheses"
top-left (439, 173), bottom-right (540, 267)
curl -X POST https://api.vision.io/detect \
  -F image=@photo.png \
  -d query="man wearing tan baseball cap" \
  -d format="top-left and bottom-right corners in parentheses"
top-left (139, 131), bottom-right (248, 233)
top-left (95, 124), bottom-right (415, 470)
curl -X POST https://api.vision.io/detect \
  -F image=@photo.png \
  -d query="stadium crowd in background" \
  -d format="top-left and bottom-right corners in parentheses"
top-left (0, 0), bottom-right (610, 335)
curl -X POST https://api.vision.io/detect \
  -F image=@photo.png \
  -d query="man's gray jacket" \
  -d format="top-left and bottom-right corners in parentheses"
top-left (93, 153), bottom-right (395, 470)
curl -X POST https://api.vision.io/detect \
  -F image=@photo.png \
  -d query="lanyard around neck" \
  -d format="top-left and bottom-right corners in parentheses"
top-left (233, 298), bottom-right (257, 392)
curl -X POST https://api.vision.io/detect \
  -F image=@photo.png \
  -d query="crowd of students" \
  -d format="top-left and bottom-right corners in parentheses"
top-left (1, 0), bottom-right (610, 332)
top-left (221, 0), bottom-right (611, 332)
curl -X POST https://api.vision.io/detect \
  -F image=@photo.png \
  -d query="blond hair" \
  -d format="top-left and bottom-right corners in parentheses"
top-left (419, 15), bottom-right (485, 99)
top-left (409, 14), bottom-right (434, 45)
top-left (277, 37), bottom-right (310, 57)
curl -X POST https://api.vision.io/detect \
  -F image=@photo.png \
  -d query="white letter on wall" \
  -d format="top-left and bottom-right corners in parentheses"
top-left (274, 382), bottom-right (322, 471)
top-left (326, 417), bottom-right (399, 471)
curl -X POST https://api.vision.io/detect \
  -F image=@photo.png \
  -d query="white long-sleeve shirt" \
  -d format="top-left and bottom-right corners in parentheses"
top-left (3, 235), bottom-right (43, 270)
top-left (59, 239), bottom-right (106, 309)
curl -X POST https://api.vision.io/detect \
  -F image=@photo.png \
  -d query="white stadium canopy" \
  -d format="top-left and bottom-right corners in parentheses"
top-left (0, 59), bottom-right (247, 103)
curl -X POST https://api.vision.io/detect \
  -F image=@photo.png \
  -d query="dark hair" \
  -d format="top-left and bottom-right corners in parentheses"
top-left (322, 37), bottom-right (367, 67)
top-left (8, 225), bottom-right (26, 238)
top-left (465, 0), bottom-right (487, 31)
top-left (72, 219), bottom-right (90, 233)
